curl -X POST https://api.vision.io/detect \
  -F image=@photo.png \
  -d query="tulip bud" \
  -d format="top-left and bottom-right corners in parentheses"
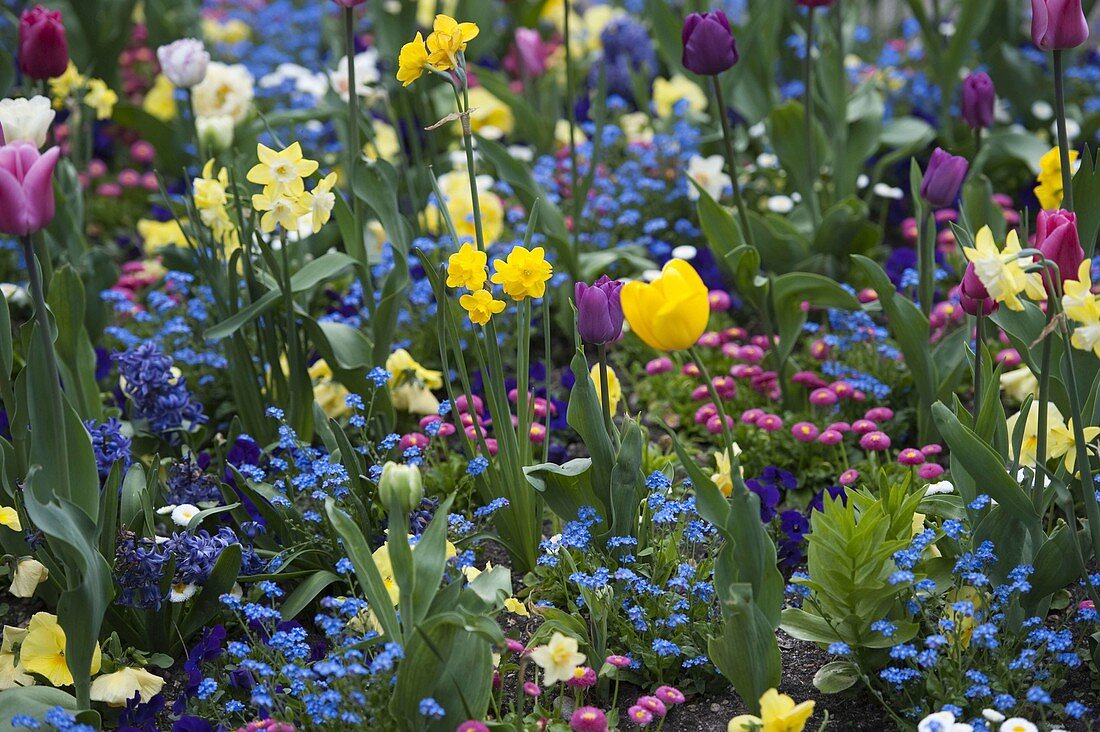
top-left (379, 461), bottom-right (423, 514)
top-left (196, 114), bottom-right (235, 152)
top-left (960, 71), bottom-right (995, 130)
top-left (575, 275), bottom-right (624, 345)
top-left (959, 262), bottom-right (998, 316)
top-left (1031, 0), bottom-right (1089, 51)
top-left (920, 148), bottom-right (968, 208)
top-left (681, 12), bottom-right (739, 76)
top-left (157, 38), bottom-right (210, 89)
top-left (19, 6), bottom-right (69, 81)
top-left (1035, 209), bottom-right (1084, 288)
top-left (0, 142), bottom-right (60, 237)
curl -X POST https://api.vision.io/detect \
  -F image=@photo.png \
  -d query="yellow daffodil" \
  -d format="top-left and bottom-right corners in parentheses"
top-left (728, 688), bottom-right (815, 732)
top-left (446, 242), bottom-right (487, 290)
top-left (20, 612), bottom-right (102, 687)
top-left (397, 32), bottom-right (430, 87)
top-left (247, 142), bottom-right (318, 197)
top-left (652, 75), bottom-right (707, 118)
top-left (529, 631), bottom-right (585, 686)
top-left (621, 259), bottom-right (710, 351)
top-left (425, 171), bottom-right (505, 246)
top-left (1006, 402), bottom-right (1066, 466)
top-left (0, 505), bottom-right (21, 532)
top-left (193, 160), bottom-right (238, 246)
top-left (142, 74), bottom-right (177, 121)
top-left (0, 625), bottom-right (33, 690)
top-left (137, 219), bottom-right (189, 253)
top-left (1069, 315), bottom-right (1100, 357)
top-left (460, 289), bottom-right (506, 325)
top-left (999, 365), bottom-right (1038, 403)
top-left (202, 18), bottom-right (251, 45)
top-left (307, 172), bottom-right (339, 233)
top-left (1061, 259), bottom-right (1100, 322)
top-left (84, 79), bottom-right (118, 120)
top-left (386, 349), bottom-right (442, 415)
top-left (491, 246), bottom-right (553, 300)
top-left (9, 558), bottom-right (48, 599)
top-left (589, 363), bottom-right (621, 415)
top-left (1048, 419), bottom-right (1100, 474)
top-left (962, 227), bottom-right (1044, 311)
top-left (709, 443), bottom-right (743, 498)
top-left (426, 15), bottom-right (479, 71)
top-left (90, 667), bottom-right (164, 706)
top-left (1035, 147), bottom-right (1079, 211)
top-left (252, 189), bottom-right (309, 233)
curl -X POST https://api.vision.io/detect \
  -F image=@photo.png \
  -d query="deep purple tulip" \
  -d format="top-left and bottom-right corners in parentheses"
top-left (19, 6), bottom-right (68, 81)
top-left (575, 275), bottom-right (624, 345)
top-left (0, 142), bottom-right (60, 237)
top-left (959, 262), bottom-right (998, 316)
top-left (920, 148), bottom-right (968, 208)
top-left (681, 12), bottom-right (739, 76)
top-left (1036, 209), bottom-right (1084, 287)
top-left (961, 72), bottom-right (995, 130)
top-left (1031, 0), bottom-right (1089, 51)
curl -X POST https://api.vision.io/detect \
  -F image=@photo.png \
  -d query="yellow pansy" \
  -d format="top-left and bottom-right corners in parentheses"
top-left (20, 612), bottom-right (102, 687)
top-left (447, 242), bottom-right (488, 290)
top-left (504, 597), bottom-right (530, 617)
top-left (84, 79), bottom-right (118, 120)
top-left (460, 289), bottom-right (506, 325)
top-left (529, 632), bottom-right (585, 686)
top-left (426, 15), bottom-right (480, 71)
top-left (307, 172), bottom-right (339, 233)
top-left (962, 227), bottom-right (1044, 311)
top-left (653, 75), bottom-right (707, 118)
top-left (0, 625), bottom-right (33, 690)
top-left (373, 534), bottom-right (458, 605)
top-left (90, 667), bottom-right (164, 706)
top-left (386, 349), bottom-right (443, 415)
top-left (589, 363), bottom-right (621, 416)
top-left (138, 218), bottom-right (189, 253)
top-left (0, 505), bottom-right (21, 532)
top-left (252, 189), bottom-right (309, 233)
top-left (308, 359), bottom-right (351, 420)
top-left (621, 259), bottom-right (710, 351)
top-left (247, 142), bottom-right (318, 197)
top-left (491, 246), bottom-right (553, 301)
top-left (9, 558), bottom-right (48, 598)
top-left (142, 74), bottom-right (177, 121)
top-left (728, 688), bottom-right (815, 732)
top-left (465, 86), bottom-right (514, 139)
top-left (1034, 146), bottom-right (1079, 211)
top-left (397, 32), bottom-right (430, 87)
top-left (1048, 419), bottom-right (1100, 474)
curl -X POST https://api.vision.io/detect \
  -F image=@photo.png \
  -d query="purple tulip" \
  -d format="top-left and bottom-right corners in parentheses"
top-left (575, 275), bottom-right (624, 345)
top-left (513, 28), bottom-right (551, 77)
top-left (0, 142), bottom-right (60, 237)
top-left (1031, 0), bottom-right (1089, 51)
top-left (1036, 209), bottom-right (1084, 287)
top-left (959, 262), bottom-right (998, 316)
top-left (681, 12), bottom-right (739, 76)
top-left (19, 6), bottom-right (68, 81)
top-left (961, 72), bottom-right (995, 130)
top-left (331, 0), bottom-right (368, 6)
top-left (920, 148), bottom-right (968, 208)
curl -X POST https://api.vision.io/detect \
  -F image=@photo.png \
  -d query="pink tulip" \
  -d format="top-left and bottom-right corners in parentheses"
top-left (19, 6), bottom-right (69, 81)
top-left (0, 142), bottom-right (60, 237)
top-left (1031, 0), bottom-right (1089, 50)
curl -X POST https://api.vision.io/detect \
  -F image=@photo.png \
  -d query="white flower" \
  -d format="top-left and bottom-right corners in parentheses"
top-left (169, 582), bottom-right (199, 602)
top-left (925, 480), bottom-right (955, 495)
top-left (196, 114), bottom-right (234, 152)
top-left (192, 62), bottom-right (254, 123)
top-left (1031, 101), bottom-right (1053, 121)
top-left (767, 195), bottom-right (794, 214)
top-left (90, 666), bottom-right (165, 706)
top-left (157, 39), bottom-right (210, 89)
top-left (982, 710), bottom-right (1006, 723)
top-left (686, 154), bottom-right (731, 202)
top-left (874, 182), bottom-right (904, 200)
top-left (170, 503), bottom-right (200, 527)
top-left (918, 712), bottom-right (972, 732)
top-left (329, 51), bottom-right (381, 102)
top-left (0, 96), bottom-right (55, 149)
top-left (1, 283), bottom-right (29, 307)
top-left (999, 720), bottom-right (1038, 732)
top-left (671, 245), bottom-right (697, 261)
top-left (9, 558), bottom-right (48, 598)
top-left (529, 632), bottom-right (585, 686)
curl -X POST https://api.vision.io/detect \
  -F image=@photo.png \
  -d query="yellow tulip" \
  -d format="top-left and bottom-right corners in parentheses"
top-left (621, 259), bottom-right (710, 351)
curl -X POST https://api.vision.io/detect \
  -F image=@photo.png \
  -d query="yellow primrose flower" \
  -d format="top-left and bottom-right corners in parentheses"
top-left (447, 242), bottom-right (488, 290)
top-left (1034, 146), bottom-right (1079, 211)
top-left (728, 688), bottom-right (815, 732)
top-left (90, 667), bottom-right (164, 706)
top-left (652, 75), bottom-right (708, 118)
top-left (962, 227), bottom-right (1044, 311)
top-left (1006, 402), bottom-right (1066, 467)
top-left (0, 505), bottom-right (21, 532)
top-left (138, 218), bottom-right (189, 253)
top-left (589, 363), bottom-right (621, 415)
top-left (397, 32), bottom-right (430, 87)
top-left (20, 612), bottom-right (102, 687)
top-left (491, 246), bottom-right (553, 300)
top-left (460, 289), bottom-right (506, 325)
top-left (48, 62), bottom-right (85, 107)
top-left (247, 142), bottom-right (318, 197)
top-left (0, 625), bottom-right (33, 690)
top-left (9, 558), bottom-right (48, 598)
top-left (621, 259), bottom-right (710, 351)
top-left (426, 15), bottom-right (480, 71)
top-left (529, 631), bottom-right (585, 686)
top-left (307, 172), bottom-right (339, 233)
top-left (1061, 259), bottom-right (1100, 322)
top-left (1048, 419), bottom-right (1100, 474)
top-left (252, 189), bottom-right (309, 233)
top-left (386, 348), bottom-right (443, 414)
top-left (84, 79), bottom-right (118, 120)
top-left (465, 86), bottom-right (514, 140)
top-left (142, 74), bottom-right (177, 121)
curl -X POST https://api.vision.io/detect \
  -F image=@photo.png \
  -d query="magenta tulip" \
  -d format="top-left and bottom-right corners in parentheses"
top-left (1031, 0), bottom-right (1089, 50)
top-left (0, 142), bottom-right (61, 237)
top-left (1035, 209), bottom-right (1084, 287)
top-left (959, 262), bottom-right (998, 316)
top-left (19, 6), bottom-right (69, 81)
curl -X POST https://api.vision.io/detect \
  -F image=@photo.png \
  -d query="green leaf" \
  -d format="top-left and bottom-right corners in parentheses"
top-left (281, 570), bottom-right (342, 620)
top-left (1073, 145), bottom-right (1100, 258)
top-left (288, 251), bottom-right (358, 292)
top-left (564, 349), bottom-right (616, 516)
top-left (767, 100), bottom-right (827, 208)
top-left (305, 318), bottom-right (373, 370)
top-left (695, 184), bottom-right (744, 282)
top-left (325, 499), bottom-right (401, 642)
top-left (813, 661), bottom-right (861, 694)
top-left (524, 458), bottom-right (597, 524)
top-left (205, 289), bottom-right (280, 341)
top-left (708, 586), bottom-right (781, 715)
top-left (0, 688), bottom-right (82, 731)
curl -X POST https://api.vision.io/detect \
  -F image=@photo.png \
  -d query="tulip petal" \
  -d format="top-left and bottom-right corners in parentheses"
top-left (0, 167), bottom-right (30, 236)
top-left (21, 146), bottom-right (59, 233)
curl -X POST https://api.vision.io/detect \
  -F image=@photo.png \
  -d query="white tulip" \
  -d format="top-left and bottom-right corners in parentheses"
top-left (0, 96), bottom-right (55, 149)
top-left (157, 39), bottom-right (210, 88)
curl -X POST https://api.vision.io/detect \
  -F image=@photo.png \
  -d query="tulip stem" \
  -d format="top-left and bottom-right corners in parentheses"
top-left (1033, 309), bottom-right (1053, 512)
top-left (917, 207), bottom-right (934, 318)
top-left (564, 0), bottom-right (581, 264)
top-left (972, 313), bottom-right (983, 421)
top-left (709, 76), bottom-right (756, 250)
top-left (1053, 50), bottom-right (1074, 211)
top-left (597, 344), bottom-right (614, 440)
top-left (803, 5), bottom-right (821, 228)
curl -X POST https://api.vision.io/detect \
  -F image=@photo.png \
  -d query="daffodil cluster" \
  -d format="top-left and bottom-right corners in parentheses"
top-left (446, 242), bottom-right (552, 326)
top-left (48, 61), bottom-right (117, 119)
top-left (193, 159), bottom-right (239, 249)
top-left (396, 15), bottom-right (479, 87)
top-left (245, 142), bottom-right (335, 234)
